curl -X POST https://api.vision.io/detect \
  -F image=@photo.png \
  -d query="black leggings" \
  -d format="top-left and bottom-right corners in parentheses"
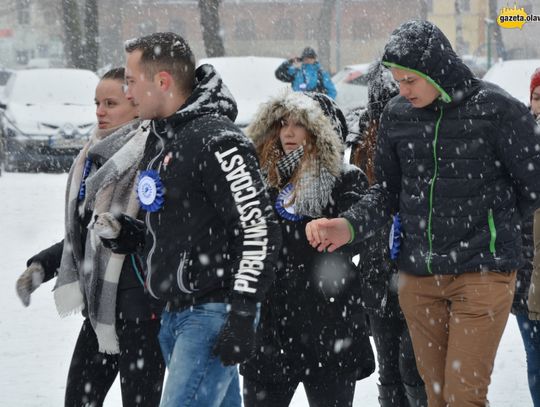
top-left (369, 312), bottom-right (423, 387)
top-left (243, 374), bottom-right (356, 407)
top-left (64, 318), bottom-right (165, 407)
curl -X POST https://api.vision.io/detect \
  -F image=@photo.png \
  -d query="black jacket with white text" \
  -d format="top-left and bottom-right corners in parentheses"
top-left (138, 65), bottom-right (281, 316)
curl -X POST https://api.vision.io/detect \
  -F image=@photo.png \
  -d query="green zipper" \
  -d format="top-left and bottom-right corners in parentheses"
top-left (426, 107), bottom-right (445, 274)
top-left (382, 61), bottom-right (452, 103)
top-left (488, 208), bottom-right (497, 255)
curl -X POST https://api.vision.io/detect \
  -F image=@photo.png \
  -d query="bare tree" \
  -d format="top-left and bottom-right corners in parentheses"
top-left (198, 0), bottom-right (225, 57)
top-left (316, 0), bottom-right (335, 70)
top-left (455, 0), bottom-right (465, 55)
top-left (489, 0), bottom-right (507, 60)
top-left (61, 0), bottom-right (99, 70)
top-left (418, 0), bottom-right (429, 20)
top-left (62, 0), bottom-right (83, 68)
top-left (84, 0), bottom-right (99, 72)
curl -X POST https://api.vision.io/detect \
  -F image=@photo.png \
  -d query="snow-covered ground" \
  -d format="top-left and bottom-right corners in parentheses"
top-left (0, 172), bottom-right (532, 406)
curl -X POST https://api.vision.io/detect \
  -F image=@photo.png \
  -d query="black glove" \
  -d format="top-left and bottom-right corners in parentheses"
top-left (212, 310), bottom-right (256, 366)
top-left (94, 212), bottom-right (146, 254)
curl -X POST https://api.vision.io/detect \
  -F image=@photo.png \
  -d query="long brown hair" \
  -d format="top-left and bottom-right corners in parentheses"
top-left (352, 118), bottom-right (378, 186)
top-left (255, 118), bottom-right (319, 203)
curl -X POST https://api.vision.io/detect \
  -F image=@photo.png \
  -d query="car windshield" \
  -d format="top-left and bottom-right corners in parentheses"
top-left (5, 69), bottom-right (97, 106)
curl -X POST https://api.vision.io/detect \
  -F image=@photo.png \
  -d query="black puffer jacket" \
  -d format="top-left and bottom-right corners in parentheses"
top-left (138, 64), bottom-right (281, 316)
top-left (241, 91), bottom-right (374, 383)
top-left (345, 20), bottom-right (540, 276)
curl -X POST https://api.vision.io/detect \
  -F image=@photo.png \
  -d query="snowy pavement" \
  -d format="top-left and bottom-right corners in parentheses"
top-left (0, 172), bottom-right (532, 406)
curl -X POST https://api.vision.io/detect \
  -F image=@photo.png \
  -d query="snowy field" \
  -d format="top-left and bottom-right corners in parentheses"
top-left (0, 172), bottom-right (532, 406)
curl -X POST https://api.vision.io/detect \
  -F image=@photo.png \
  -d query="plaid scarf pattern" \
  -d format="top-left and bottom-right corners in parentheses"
top-left (276, 146), bottom-right (336, 218)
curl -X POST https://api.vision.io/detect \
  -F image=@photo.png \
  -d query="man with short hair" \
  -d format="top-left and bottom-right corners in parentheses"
top-left (275, 46), bottom-right (337, 99)
top-left (103, 32), bottom-right (281, 407)
top-left (306, 20), bottom-right (540, 407)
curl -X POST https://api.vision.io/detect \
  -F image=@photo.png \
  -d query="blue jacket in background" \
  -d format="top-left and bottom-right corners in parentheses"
top-left (275, 60), bottom-right (337, 99)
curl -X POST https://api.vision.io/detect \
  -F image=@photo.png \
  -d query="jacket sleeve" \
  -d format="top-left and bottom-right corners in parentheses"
top-left (341, 110), bottom-right (396, 243)
top-left (495, 103), bottom-right (540, 218)
top-left (275, 60), bottom-right (295, 83)
top-left (321, 70), bottom-right (337, 100)
top-left (336, 165), bottom-right (369, 215)
top-left (201, 135), bottom-right (282, 316)
top-left (26, 240), bottom-right (64, 283)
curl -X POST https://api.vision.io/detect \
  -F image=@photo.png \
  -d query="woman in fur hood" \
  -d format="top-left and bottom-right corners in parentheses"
top-left (14, 68), bottom-right (164, 407)
top-left (240, 90), bottom-right (374, 407)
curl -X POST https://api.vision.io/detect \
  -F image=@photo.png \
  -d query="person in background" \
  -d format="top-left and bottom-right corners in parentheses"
top-left (15, 67), bottom-right (165, 407)
top-left (94, 32), bottom-right (281, 407)
top-left (275, 46), bottom-right (337, 99)
top-left (305, 20), bottom-right (540, 407)
top-left (241, 90), bottom-right (374, 407)
top-left (513, 67), bottom-right (540, 407)
top-left (347, 61), bottom-right (426, 407)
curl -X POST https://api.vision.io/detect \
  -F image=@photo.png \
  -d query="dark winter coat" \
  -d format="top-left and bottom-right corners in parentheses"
top-left (138, 64), bottom-right (281, 316)
top-left (346, 62), bottom-right (402, 318)
top-left (512, 214), bottom-right (533, 314)
top-left (512, 112), bottom-right (540, 314)
top-left (344, 21), bottom-right (540, 277)
top-left (275, 60), bottom-right (337, 99)
top-left (28, 233), bottom-right (159, 321)
top-left (241, 91), bottom-right (374, 383)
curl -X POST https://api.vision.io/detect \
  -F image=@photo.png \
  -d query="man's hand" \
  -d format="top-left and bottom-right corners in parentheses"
top-left (92, 212), bottom-right (146, 254)
top-left (212, 311), bottom-right (256, 366)
top-left (16, 262), bottom-right (45, 307)
top-left (305, 217), bottom-right (352, 252)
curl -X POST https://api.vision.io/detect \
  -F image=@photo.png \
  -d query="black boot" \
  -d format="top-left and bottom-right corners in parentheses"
top-left (404, 383), bottom-right (428, 407)
top-left (378, 383), bottom-right (408, 407)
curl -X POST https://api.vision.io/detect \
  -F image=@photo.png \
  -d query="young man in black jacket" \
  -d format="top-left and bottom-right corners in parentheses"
top-left (98, 32), bottom-right (281, 407)
top-left (306, 21), bottom-right (540, 407)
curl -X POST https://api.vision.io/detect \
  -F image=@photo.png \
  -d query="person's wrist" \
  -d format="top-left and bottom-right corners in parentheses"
top-left (345, 219), bottom-right (355, 244)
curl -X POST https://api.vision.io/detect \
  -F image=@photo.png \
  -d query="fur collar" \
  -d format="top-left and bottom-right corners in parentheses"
top-left (247, 90), bottom-right (344, 178)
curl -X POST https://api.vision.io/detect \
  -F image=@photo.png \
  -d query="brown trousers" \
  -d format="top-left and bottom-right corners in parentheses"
top-left (398, 270), bottom-right (516, 407)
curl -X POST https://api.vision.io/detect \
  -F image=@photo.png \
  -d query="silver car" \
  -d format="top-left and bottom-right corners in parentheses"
top-left (0, 68), bottom-right (98, 172)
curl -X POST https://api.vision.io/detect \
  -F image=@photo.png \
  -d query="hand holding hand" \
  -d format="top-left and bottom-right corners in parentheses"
top-left (212, 311), bottom-right (256, 366)
top-left (305, 217), bottom-right (352, 252)
top-left (16, 262), bottom-right (45, 307)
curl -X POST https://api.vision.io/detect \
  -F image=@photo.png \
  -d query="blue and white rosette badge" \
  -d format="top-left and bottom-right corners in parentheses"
top-left (137, 170), bottom-right (165, 212)
top-left (389, 213), bottom-right (402, 260)
top-left (275, 183), bottom-right (304, 222)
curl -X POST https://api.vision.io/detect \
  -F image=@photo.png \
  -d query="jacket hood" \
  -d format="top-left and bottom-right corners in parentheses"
top-left (382, 20), bottom-right (478, 105)
top-left (157, 63), bottom-right (238, 130)
top-left (247, 90), bottom-right (344, 177)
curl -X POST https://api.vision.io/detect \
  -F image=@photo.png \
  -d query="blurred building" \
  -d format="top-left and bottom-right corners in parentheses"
top-left (0, 0), bottom-right (537, 75)
top-left (0, 0), bottom-right (63, 68)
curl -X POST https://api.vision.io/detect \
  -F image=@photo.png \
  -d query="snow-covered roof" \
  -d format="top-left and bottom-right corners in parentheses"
top-left (483, 59), bottom-right (540, 105)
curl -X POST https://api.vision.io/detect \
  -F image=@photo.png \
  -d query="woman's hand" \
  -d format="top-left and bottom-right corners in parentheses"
top-left (305, 217), bottom-right (352, 252)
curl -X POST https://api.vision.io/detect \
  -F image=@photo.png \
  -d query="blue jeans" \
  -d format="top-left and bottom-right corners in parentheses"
top-left (158, 303), bottom-right (242, 407)
top-left (516, 313), bottom-right (540, 407)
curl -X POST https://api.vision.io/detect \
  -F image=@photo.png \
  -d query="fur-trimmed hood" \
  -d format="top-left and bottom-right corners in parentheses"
top-left (247, 90), bottom-right (345, 178)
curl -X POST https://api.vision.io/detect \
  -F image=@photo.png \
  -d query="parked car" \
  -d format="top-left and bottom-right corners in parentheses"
top-left (0, 68), bottom-right (98, 172)
top-left (333, 63), bottom-right (371, 113)
top-left (197, 56), bottom-right (289, 127)
top-left (483, 59), bottom-right (540, 105)
top-left (0, 67), bottom-right (14, 95)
